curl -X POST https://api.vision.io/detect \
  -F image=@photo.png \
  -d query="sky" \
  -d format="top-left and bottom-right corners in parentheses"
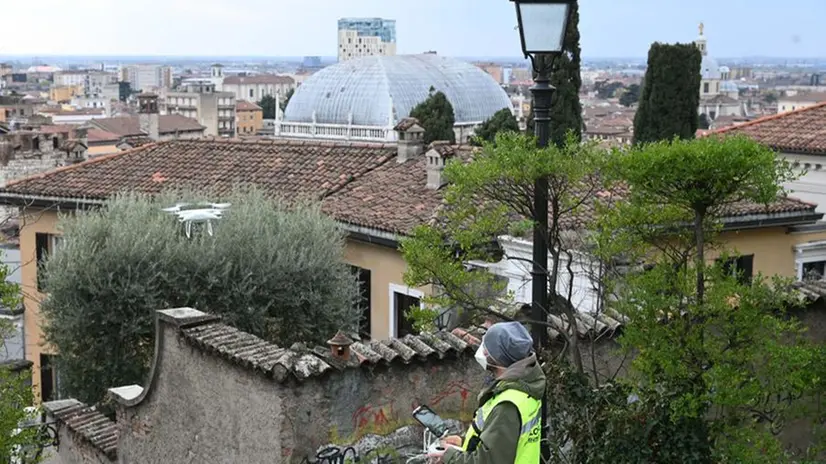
top-left (2, 0), bottom-right (824, 58)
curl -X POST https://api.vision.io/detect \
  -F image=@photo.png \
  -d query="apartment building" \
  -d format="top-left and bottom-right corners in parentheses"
top-left (121, 65), bottom-right (173, 92)
top-left (164, 83), bottom-right (236, 137)
top-left (222, 75), bottom-right (295, 103)
top-left (337, 17), bottom-right (397, 62)
top-left (236, 100), bottom-right (263, 135)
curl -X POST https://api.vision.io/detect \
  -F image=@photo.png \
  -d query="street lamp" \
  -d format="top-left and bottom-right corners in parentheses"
top-left (511, 2), bottom-right (573, 462)
top-left (510, 0), bottom-right (572, 353)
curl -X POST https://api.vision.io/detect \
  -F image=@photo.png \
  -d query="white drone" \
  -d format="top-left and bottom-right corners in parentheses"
top-left (162, 202), bottom-right (231, 238)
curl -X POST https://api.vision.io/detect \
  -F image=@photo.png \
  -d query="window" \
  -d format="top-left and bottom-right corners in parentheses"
top-left (40, 354), bottom-right (61, 401)
top-left (718, 254), bottom-right (754, 285)
top-left (703, 82), bottom-right (709, 93)
top-left (32, 136), bottom-right (39, 151)
top-left (52, 137), bottom-right (59, 149)
top-left (350, 266), bottom-right (372, 337)
top-left (390, 284), bottom-right (422, 338)
top-left (36, 233), bottom-right (62, 291)
top-left (803, 261), bottom-right (826, 281)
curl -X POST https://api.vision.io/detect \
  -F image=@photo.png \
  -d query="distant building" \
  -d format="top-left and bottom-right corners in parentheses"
top-left (475, 63), bottom-right (504, 85)
top-left (54, 71), bottom-right (87, 87)
top-left (236, 100), bottom-right (263, 135)
top-left (121, 65), bottom-right (173, 92)
top-left (694, 23), bottom-right (745, 121)
top-left (279, 54), bottom-right (512, 143)
top-left (49, 85), bottom-right (84, 103)
top-left (777, 92), bottom-right (826, 114)
top-left (163, 83), bottom-right (236, 137)
top-left (338, 17), bottom-right (397, 62)
top-left (221, 75), bottom-right (295, 104)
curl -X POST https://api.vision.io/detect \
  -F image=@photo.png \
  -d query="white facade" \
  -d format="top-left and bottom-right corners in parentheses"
top-left (123, 65), bottom-right (172, 92)
top-left (54, 72), bottom-right (86, 87)
top-left (467, 236), bottom-right (601, 314)
top-left (338, 29), bottom-right (397, 62)
top-left (782, 152), bottom-right (826, 214)
top-left (777, 95), bottom-right (826, 114)
top-left (221, 77), bottom-right (295, 103)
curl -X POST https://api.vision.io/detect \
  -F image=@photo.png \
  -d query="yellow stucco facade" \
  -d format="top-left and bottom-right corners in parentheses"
top-left (236, 105), bottom-right (263, 136)
top-left (49, 85), bottom-right (83, 103)
top-left (16, 207), bottom-right (826, 401)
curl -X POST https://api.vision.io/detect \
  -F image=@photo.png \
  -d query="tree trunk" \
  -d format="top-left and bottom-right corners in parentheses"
top-left (694, 211), bottom-right (706, 304)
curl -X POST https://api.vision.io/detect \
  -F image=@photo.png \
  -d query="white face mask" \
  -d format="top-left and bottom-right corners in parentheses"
top-left (474, 344), bottom-right (488, 371)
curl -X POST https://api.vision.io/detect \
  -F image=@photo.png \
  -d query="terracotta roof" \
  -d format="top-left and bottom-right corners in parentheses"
top-left (236, 100), bottom-right (262, 111)
top-left (0, 139), bottom-right (395, 201)
top-left (393, 117), bottom-right (423, 132)
top-left (223, 75), bottom-right (295, 86)
top-left (43, 399), bottom-right (118, 460)
top-left (321, 154), bottom-right (452, 234)
top-left (87, 128), bottom-right (121, 143)
top-left (39, 124), bottom-right (75, 134)
top-left (176, 308), bottom-right (623, 382)
top-left (90, 115), bottom-right (205, 137)
top-left (38, 108), bottom-right (106, 116)
top-left (710, 101), bottom-right (826, 155)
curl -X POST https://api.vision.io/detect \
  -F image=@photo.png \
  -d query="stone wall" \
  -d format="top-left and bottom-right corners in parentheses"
top-left (42, 399), bottom-right (117, 464)
top-left (106, 308), bottom-right (487, 464)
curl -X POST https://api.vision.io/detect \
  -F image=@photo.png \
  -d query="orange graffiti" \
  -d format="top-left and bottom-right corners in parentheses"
top-left (353, 404), bottom-right (393, 432)
top-left (430, 380), bottom-right (472, 409)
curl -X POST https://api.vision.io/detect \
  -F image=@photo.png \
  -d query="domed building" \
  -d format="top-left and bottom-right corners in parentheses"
top-left (276, 54), bottom-right (513, 143)
top-left (694, 24), bottom-right (746, 121)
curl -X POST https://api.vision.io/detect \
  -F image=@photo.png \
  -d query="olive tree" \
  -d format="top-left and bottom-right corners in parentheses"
top-left (40, 190), bottom-right (360, 403)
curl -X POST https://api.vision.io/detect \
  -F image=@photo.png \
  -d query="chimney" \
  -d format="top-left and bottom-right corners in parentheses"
top-left (327, 330), bottom-right (354, 362)
top-left (393, 117), bottom-right (425, 163)
top-left (426, 141), bottom-right (455, 190)
top-left (138, 93), bottom-right (160, 141)
top-left (75, 127), bottom-right (88, 149)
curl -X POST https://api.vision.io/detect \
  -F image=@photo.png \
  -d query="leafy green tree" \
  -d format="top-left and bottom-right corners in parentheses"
top-left (402, 132), bottom-right (611, 372)
top-left (763, 92), bottom-right (778, 104)
top-left (1, 270), bottom-right (50, 463)
top-left (612, 135), bottom-right (795, 302)
top-left (595, 80), bottom-right (624, 99)
top-left (280, 88), bottom-right (294, 113)
top-left (40, 190), bottom-right (360, 404)
top-left (258, 94), bottom-right (277, 119)
top-left (633, 42), bottom-right (702, 144)
top-left (598, 135), bottom-right (810, 461)
top-left (619, 83), bottom-right (641, 107)
top-left (471, 108), bottom-right (519, 146)
top-left (409, 89), bottom-right (456, 145)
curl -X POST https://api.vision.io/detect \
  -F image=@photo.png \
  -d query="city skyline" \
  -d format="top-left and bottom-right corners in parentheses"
top-left (2, 0), bottom-right (825, 59)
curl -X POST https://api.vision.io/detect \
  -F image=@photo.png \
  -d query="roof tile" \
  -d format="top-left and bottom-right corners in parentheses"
top-left (0, 138), bottom-right (395, 201)
top-left (710, 101), bottom-right (826, 154)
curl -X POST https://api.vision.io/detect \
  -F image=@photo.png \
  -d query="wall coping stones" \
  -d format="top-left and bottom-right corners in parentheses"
top-left (43, 398), bottom-right (118, 461)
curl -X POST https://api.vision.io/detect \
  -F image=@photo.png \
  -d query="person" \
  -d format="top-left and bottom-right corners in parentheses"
top-left (429, 321), bottom-right (546, 464)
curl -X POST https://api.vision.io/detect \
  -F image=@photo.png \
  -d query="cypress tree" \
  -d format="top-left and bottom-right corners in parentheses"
top-left (472, 108), bottom-right (520, 146)
top-left (526, 1), bottom-right (584, 146)
top-left (409, 89), bottom-right (456, 145)
top-left (633, 42), bottom-right (702, 144)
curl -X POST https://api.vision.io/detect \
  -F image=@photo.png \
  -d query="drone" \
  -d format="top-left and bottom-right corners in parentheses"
top-left (162, 202), bottom-right (231, 238)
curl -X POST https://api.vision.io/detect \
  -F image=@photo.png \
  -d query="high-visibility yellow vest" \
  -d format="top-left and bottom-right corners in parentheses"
top-left (462, 388), bottom-right (541, 463)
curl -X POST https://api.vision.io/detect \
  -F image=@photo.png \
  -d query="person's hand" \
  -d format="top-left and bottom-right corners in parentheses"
top-left (441, 435), bottom-right (462, 448)
top-left (426, 446), bottom-right (446, 464)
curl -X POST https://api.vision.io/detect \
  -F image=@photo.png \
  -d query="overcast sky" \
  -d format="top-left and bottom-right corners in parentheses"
top-left (3, 0), bottom-right (822, 58)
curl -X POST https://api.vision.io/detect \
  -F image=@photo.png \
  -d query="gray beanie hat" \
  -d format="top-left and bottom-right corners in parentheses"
top-left (483, 321), bottom-right (534, 367)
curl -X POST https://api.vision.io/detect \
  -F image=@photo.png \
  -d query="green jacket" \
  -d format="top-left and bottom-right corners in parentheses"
top-left (444, 354), bottom-right (546, 464)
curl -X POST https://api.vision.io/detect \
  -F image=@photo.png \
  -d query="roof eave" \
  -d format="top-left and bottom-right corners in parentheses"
top-left (721, 210), bottom-right (823, 231)
top-left (0, 191), bottom-right (104, 210)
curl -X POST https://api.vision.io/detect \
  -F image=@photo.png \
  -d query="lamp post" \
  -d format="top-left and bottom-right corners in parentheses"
top-left (510, 1), bottom-right (573, 461)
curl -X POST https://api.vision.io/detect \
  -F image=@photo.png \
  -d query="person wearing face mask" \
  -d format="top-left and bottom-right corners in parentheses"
top-left (428, 321), bottom-right (546, 464)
